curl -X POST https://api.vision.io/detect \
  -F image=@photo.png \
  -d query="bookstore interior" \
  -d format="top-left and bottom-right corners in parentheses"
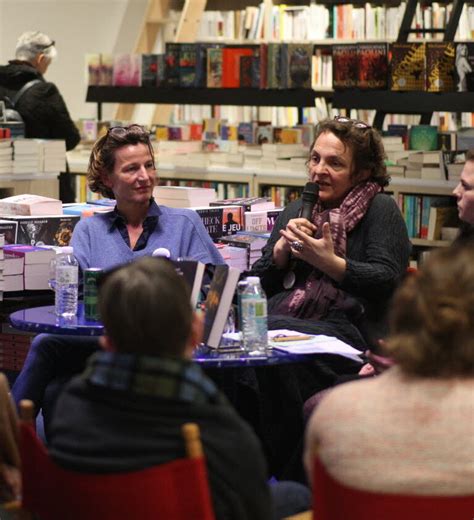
top-left (1, 0), bottom-right (474, 515)
top-left (1, 0), bottom-right (474, 369)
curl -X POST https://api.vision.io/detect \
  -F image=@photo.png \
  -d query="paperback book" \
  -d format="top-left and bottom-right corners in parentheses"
top-left (202, 265), bottom-right (240, 349)
top-left (169, 258), bottom-right (206, 308)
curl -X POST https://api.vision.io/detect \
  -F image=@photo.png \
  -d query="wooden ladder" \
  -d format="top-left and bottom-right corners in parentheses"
top-left (115, 0), bottom-right (207, 125)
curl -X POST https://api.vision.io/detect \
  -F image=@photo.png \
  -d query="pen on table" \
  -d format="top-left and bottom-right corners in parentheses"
top-left (271, 335), bottom-right (313, 343)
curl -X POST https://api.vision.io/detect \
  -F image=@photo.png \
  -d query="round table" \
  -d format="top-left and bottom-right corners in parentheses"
top-left (9, 304), bottom-right (308, 368)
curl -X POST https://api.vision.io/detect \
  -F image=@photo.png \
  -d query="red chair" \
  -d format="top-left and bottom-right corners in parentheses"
top-left (13, 400), bottom-right (215, 520)
top-left (312, 455), bottom-right (474, 520)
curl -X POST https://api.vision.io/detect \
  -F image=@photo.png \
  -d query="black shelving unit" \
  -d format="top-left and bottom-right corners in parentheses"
top-left (86, 86), bottom-right (333, 121)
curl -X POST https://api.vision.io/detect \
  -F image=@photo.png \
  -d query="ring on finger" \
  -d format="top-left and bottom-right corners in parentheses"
top-left (291, 240), bottom-right (304, 253)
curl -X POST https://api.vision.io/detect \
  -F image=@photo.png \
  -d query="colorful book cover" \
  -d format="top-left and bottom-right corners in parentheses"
top-left (7, 215), bottom-right (80, 247)
top-left (287, 44), bottom-right (313, 88)
top-left (454, 42), bottom-right (474, 92)
top-left (112, 54), bottom-right (140, 87)
top-left (332, 44), bottom-right (358, 89)
top-left (357, 43), bottom-right (388, 89)
top-left (237, 122), bottom-right (255, 144)
top-left (195, 43), bottom-right (220, 88)
top-left (409, 125), bottom-right (439, 151)
top-left (193, 205), bottom-right (241, 239)
top-left (99, 53), bottom-right (114, 86)
top-left (389, 43), bottom-right (426, 92)
top-left (222, 47), bottom-right (254, 88)
top-left (85, 54), bottom-right (101, 86)
top-left (202, 265), bottom-right (240, 348)
top-left (164, 43), bottom-right (180, 87)
top-left (426, 42), bottom-right (455, 92)
top-left (141, 54), bottom-right (158, 87)
top-left (179, 44), bottom-right (198, 88)
top-left (207, 47), bottom-right (223, 88)
top-left (221, 207), bottom-right (243, 236)
top-left (256, 125), bottom-right (274, 145)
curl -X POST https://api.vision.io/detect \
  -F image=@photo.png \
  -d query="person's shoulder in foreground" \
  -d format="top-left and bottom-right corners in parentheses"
top-left (305, 243), bottom-right (474, 497)
top-left (48, 256), bottom-right (271, 520)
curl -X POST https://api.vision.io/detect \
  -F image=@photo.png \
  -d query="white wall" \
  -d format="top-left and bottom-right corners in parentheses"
top-left (0, 0), bottom-right (148, 121)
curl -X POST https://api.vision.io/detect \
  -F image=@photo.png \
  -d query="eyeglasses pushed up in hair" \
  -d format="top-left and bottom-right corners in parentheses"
top-left (107, 124), bottom-right (148, 137)
top-left (334, 115), bottom-right (371, 130)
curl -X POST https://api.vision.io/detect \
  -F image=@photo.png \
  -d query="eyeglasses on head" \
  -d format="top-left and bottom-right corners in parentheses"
top-left (334, 115), bottom-right (371, 130)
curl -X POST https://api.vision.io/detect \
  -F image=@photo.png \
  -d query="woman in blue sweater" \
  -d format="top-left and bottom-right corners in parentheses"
top-left (12, 125), bottom-right (223, 432)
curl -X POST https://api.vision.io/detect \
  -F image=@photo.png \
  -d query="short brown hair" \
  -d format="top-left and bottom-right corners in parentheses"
top-left (98, 257), bottom-right (192, 357)
top-left (87, 125), bottom-right (155, 199)
top-left (385, 243), bottom-right (474, 378)
top-left (310, 118), bottom-right (389, 187)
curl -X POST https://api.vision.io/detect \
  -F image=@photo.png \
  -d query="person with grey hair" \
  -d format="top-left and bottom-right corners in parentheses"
top-left (0, 30), bottom-right (80, 150)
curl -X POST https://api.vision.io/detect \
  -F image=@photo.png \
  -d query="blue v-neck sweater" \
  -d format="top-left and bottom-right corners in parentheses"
top-left (71, 203), bottom-right (224, 271)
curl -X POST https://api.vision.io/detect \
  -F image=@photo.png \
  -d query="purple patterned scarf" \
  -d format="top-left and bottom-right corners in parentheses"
top-left (276, 181), bottom-right (381, 320)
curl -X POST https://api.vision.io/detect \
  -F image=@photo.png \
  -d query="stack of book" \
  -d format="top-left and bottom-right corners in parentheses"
top-left (153, 185), bottom-right (217, 208)
top-left (41, 140), bottom-right (67, 172)
top-left (0, 234), bottom-right (4, 301)
top-left (0, 194), bottom-right (63, 216)
top-left (12, 139), bottom-right (42, 174)
top-left (0, 140), bottom-right (13, 175)
top-left (218, 231), bottom-right (270, 271)
top-left (3, 244), bottom-right (55, 291)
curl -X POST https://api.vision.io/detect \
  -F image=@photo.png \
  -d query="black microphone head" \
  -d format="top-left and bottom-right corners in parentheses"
top-left (302, 182), bottom-right (319, 203)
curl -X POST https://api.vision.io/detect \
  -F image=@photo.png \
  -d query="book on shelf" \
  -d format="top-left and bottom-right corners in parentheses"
top-left (409, 125), bottom-right (438, 151)
top-left (141, 54), bottom-right (159, 87)
top-left (169, 258), bottom-right (206, 309)
top-left (332, 44), bottom-right (358, 89)
top-left (4, 215), bottom-right (79, 247)
top-left (112, 54), bottom-right (141, 87)
top-left (440, 150), bottom-right (466, 181)
top-left (210, 196), bottom-right (275, 213)
top-left (390, 42), bottom-right (426, 92)
top-left (207, 47), bottom-right (223, 88)
top-left (427, 204), bottom-right (459, 241)
top-left (286, 44), bottom-right (312, 89)
top-left (202, 264), bottom-right (240, 349)
top-left (0, 194), bottom-right (62, 216)
top-left (454, 42), bottom-right (474, 92)
top-left (153, 186), bottom-right (217, 208)
top-left (357, 43), bottom-right (388, 89)
top-left (425, 42), bottom-right (456, 93)
top-left (191, 205), bottom-right (243, 240)
top-left (179, 44), bottom-right (199, 88)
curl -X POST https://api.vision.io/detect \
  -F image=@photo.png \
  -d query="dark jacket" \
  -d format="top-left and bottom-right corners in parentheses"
top-left (0, 60), bottom-right (80, 150)
top-left (48, 362), bottom-right (272, 520)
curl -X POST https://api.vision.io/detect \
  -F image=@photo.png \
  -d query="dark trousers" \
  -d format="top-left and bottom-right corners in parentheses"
top-left (11, 334), bottom-right (99, 435)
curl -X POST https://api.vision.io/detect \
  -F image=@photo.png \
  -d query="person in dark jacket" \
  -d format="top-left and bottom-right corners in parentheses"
top-left (48, 256), bottom-right (310, 520)
top-left (0, 31), bottom-right (80, 150)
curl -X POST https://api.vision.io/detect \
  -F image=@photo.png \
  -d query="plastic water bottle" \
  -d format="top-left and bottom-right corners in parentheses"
top-left (55, 246), bottom-right (79, 317)
top-left (241, 276), bottom-right (268, 355)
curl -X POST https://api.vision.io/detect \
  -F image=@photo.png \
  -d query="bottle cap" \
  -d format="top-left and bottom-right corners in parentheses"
top-left (246, 276), bottom-right (260, 284)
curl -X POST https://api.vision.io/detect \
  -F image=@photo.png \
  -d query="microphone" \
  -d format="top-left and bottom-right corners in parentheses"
top-left (300, 182), bottom-right (319, 221)
top-left (282, 182), bottom-right (319, 290)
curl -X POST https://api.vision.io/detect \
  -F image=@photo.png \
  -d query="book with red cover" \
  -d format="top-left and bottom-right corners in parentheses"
top-left (358, 43), bottom-right (388, 89)
top-left (192, 205), bottom-right (243, 239)
top-left (222, 47), bottom-right (254, 88)
top-left (202, 264), bottom-right (240, 348)
top-left (332, 44), bottom-right (358, 89)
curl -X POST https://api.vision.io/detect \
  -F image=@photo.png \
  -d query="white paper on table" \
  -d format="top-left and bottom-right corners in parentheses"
top-left (267, 329), bottom-right (363, 363)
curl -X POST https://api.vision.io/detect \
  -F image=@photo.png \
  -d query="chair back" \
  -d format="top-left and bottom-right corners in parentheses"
top-left (20, 417), bottom-right (215, 520)
top-left (313, 455), bottom-right (474, 520)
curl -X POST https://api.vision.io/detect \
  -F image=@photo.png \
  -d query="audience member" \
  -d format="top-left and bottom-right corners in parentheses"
top-left (304, 244), bottom-right (474, 496)
top-left (0, 31), bottom-right (80, 150)
top-left (11, 124), bottom-right (224, 430)
top-left (48, 257), bottom-right (310, 520)
top-left (453, 149), bottom-right (474, 243)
